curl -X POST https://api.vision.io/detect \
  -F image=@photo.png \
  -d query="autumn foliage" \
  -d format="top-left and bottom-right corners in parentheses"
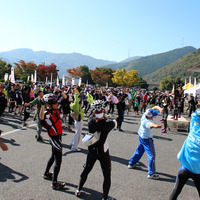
top-left (112, 68), bottom-right (139, 87)
top-left (66, 67), bottom-right (82, 81)
top-left (37, 63), bottom-right (58, 81)
top-left (14, 60), bottom-right (37, 80)
top-left (91, 70), bottom-right (110, 86)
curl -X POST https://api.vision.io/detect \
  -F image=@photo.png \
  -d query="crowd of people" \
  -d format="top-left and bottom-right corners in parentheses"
top-left (0, 81), bottom-right (200, 199)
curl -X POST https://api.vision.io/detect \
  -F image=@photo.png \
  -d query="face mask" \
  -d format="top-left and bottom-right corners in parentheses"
top-left (95, 113), bottom-right (104, 119)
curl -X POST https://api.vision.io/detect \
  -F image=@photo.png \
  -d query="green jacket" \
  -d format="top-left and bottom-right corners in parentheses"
top-left (30, 97), bottom-right (42, 116)
top-left (86, 92), bottom-right (94, 104)
top-left (70, 93), bottom-right (84, 120)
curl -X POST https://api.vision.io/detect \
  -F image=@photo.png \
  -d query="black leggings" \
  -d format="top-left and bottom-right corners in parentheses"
top-left (78, 148), bottom-right (111, 199)
top-left (169, 169), bottom-right (200, 200)
top-left (116, 103), bottom-right (123, 129)
top-left (45, 136), bottom-right (62, 183)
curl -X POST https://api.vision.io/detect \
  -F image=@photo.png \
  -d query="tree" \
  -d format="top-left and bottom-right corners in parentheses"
top-left (0, 59), bottom-right (11, 81)
top-left (152, 86), bottom-right (159, 91)
top-left (112, 68), bottom-right (139, 87)
top-left (91, 70), bottom-right (110, 86)
top-left (66, 67), bottom-right (82, 81)
top-left (95, 67), bottom-right (115, 86)
top-left (136, 77), bottom-right (149, 89)
top-left (37, 63), bottom-right (58, 81)
top-left (79, 65), bottom-right (93, 84)
top-left (14, 60), bottom-right (37, 81)
top-left (160, 76), bottom-right (174, 90)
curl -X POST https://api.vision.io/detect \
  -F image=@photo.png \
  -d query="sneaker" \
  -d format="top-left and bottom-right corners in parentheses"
top-left (147, 174), bottom-right (160, 180)
top-left (52, 182), bottom-right (66, 190)
top-left (102, 198), bottom-right (116, 200)
top-left (75, 189), bottom-right (81, 197)
top-left (35, 135), bottom-right (44, 142)
top-left (160, 119), bottom-right (164, 122)
top-left (23, 123), bottom-right (28, 127)
top-left (118, 129), bottom-right (124, 132)
top-left (170, 116), bottom-right (174, 119)
top-left (161, 130), bottom-right (167, 133)
top-left (43, 172), bottom-right (53, 180)
top-left (161, 128), bottom-right (165, 130)
top-left (71, 147), bottom-right (81, 152)
top-left (128, 164), bottom-right (136, 169)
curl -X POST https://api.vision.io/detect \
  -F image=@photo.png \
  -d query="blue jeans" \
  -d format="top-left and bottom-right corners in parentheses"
top-left (129, 136), bottom-right (156, 175)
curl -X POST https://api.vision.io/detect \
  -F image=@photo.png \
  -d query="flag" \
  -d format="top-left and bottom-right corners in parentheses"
top-left (50, 73), bottom-right (53, 86)
top-left (62, 75), bottom-right (65, 86)
top-left (4, 73), bottom-right (8, 82)
top-left (57, 76), bottom-right (59, 86)
top-left (72, 78), bottom-right (75, 86)
top-left (27, 76), bottom-right (30, 82)
top-left (31, 74), bottom-right (34, 82)
top-left (194, 77), bottom-right (197, 86)
top-left (10, 67), bottom-right (15, 83)
top-left (34, 70), bottom-right (37, 83)
top-left (78, 77), bottom-right (82, 87)
top-left (184, 78), bottom-right (187, 86)
top-left (65, 79), bottom-right (68, 86)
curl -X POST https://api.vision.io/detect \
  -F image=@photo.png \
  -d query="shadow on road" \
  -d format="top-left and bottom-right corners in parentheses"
top-left (1, 138), bottom-right (20, 146)
top-left (60, 181), bottom-right (108, 200)
top-left (0, 162), bottom-right (29, 183)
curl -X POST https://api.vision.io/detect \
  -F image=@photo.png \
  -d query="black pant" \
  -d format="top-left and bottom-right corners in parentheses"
top-left (45, 135), bottom-right (62, 183)
top-left (108, 102), bottom-right (114, 114)
top-left (78, 147), bottom-right (111, 199)
top-left (116, 103), bottom-right (123, 129)
top-left (169, 169), bottom-right (200, 200)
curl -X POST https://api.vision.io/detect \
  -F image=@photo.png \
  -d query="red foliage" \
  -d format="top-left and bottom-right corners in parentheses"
top-left (37, 63), bottom-right (58, 81)
top-left (66, 67), bottom-right (82, 81)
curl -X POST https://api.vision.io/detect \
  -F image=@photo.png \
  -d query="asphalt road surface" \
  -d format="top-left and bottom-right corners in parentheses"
top-left (0, 109), bottom-right (199, 200)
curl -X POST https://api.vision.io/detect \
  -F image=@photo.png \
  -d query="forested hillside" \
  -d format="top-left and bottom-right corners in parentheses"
top-left (144, 48), bottom-right (200, 81)
top-left (101, 46), bottom-right (196, 76)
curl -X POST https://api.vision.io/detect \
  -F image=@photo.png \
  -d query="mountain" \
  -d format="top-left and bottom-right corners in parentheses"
top-left (0, 48), bottom-right (116, 76)
top-left (120, 56), bottom-right (141, 63)
top-left (144, 48), bottom-right (200, 82)
top-left (101, 46), bottom-right (196, 77)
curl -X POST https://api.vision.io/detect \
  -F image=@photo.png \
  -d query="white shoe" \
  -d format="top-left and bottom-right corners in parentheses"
top-left (71, 147), bottom-right (81, 152)
top-left (75, 189), bottom-right (81, 197)
top-left (128, 164), bottom-right (136, 169)
top-left (147, 174), bottom-right (160, 180)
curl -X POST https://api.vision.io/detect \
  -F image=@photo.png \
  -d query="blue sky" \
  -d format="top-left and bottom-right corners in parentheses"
top-left (0, 0), bottom-right (199, 62)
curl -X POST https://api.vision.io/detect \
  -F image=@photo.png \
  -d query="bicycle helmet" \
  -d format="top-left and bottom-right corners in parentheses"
top-left (43, 93), bottom-right (58, 105)
top-left (91, 100), bottom-right (105, 113)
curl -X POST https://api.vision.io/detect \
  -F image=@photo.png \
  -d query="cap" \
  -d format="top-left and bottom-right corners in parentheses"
top-left (145, 108), bottom-right (158, 117)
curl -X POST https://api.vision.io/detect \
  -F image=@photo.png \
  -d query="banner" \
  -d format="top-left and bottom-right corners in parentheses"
top-left (31, 74), bottom-right (34, 82)
top-left (72, 78), bottom-right (75, 86)
top-left (34, 70), bottom-right (37, 83)
top-left (4, 73), bottom-right (8, 82)
top-left (78, 77), bottom-right (82, 87)
top-left (10, 67), bottom-right (15, 83)
top-left (62, 75), bottom-right (65, 86)
top-left (50, 73), bottom-right (53, 86)
top-left (57, 76), bottom-right (59, 86)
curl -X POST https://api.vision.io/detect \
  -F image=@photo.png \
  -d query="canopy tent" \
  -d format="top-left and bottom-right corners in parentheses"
top-left (184, 83), bottom-right (200, 96)
top-left (182, 83), bottom-right (194, 90)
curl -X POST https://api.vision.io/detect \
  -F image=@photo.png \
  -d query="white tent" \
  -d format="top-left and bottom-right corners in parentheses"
top-left (184, 83), bottom-right (200, 96)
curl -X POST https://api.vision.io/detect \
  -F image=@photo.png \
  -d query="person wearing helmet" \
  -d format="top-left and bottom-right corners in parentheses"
top-left (39, 93), bottom-right (65, 190)
top-left (169, 106), bottom-right (200, 200)
top-left (75, 100), bottom-right (118, 200)
top-left (128, 106), bottom-right (163, 180)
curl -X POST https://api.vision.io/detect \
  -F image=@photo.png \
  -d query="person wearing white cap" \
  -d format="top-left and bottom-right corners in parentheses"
top-left (128, 106), bottom-right (163, 180)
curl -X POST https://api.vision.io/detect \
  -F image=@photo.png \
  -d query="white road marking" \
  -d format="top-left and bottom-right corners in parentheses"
top-left (2, 123), bottom-right (37, 136)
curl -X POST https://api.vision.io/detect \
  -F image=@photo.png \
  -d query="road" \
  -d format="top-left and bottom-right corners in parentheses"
top-left (0, 109), bottom-right (198, 200)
